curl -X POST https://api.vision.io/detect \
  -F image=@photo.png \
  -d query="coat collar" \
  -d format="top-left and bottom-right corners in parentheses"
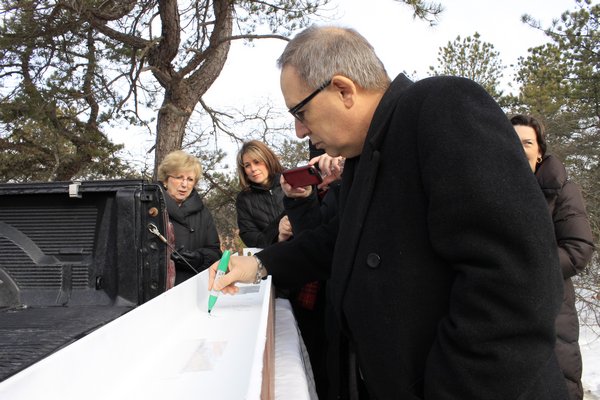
top-left (164, 188), bottom-right (204, 227)
top-left (338, 73), bottom-right (414, 213)
top-left (365, 74), bottom-right (414, 152)
top-left (248, 173), bottom-right (281, 193)
top-left (535, 154), bottom-right (567, 192)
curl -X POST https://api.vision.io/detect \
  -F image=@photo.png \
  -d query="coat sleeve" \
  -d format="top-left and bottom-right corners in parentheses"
top-left (285, 183), bottom-right (341, 236)
top-left (257, 213), bottom-right (338, 288)
top-left (284, 191), bottom-right (322, 234)
top-left (235, 193), bottom-right (281, 248)
top-left (416, 77), bottom-right (566, 398)
top-left (195, 207), bottom-right (222, 271)
top-left (258, 173), bottom-right (345, 287)
top-left (554, 180), bottom-right (595, 279)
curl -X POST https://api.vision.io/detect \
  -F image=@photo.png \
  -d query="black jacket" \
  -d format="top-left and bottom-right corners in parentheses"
top-left (536, 154), bottom-right (595, 400)
top-left (258, 75), bottom-right (567, 399)
top-left (284, 183), bottom-right (341, 400)
top-left (165, 189), bottom-right (221, 284)
top-left (284, 181), bottom-right (340, 236)
top-left (236, 176), bottom-right (285, 248)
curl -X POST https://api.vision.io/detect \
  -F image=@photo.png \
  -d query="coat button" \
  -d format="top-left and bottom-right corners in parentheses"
top-left (366, 253), bottom-right (381, 268)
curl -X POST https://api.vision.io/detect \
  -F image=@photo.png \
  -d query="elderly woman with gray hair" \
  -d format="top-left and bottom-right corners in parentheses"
top-left (158, 150), bottom-right (221, 285)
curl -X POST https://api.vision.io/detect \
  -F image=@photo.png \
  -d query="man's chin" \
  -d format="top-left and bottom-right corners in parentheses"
top-left (315, 143), bottom-right (343, 157)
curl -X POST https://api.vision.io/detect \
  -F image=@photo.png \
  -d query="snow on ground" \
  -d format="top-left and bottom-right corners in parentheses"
top-left (582, 323), bottom-right (600, 399)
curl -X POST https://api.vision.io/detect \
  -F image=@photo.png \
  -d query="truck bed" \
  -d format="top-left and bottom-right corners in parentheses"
top-left (0, 305), bottom-right (132, 381)
top-left (0, 180), bottom-right (173, 381)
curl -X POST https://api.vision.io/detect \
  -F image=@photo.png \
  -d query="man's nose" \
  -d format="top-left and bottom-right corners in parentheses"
top-left (295, 119), bottom-right (310, 139)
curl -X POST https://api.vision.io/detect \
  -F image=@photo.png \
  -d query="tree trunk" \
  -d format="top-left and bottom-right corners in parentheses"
top-left (152, 0), bottom-right (234, 178)
top-left (153, 85), bottom-right (194, 177)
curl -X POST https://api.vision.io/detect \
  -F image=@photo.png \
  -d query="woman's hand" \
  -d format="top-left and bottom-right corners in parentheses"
top-left (311, 154), bottom-right (344, 190)
top-left (280, 154), bottom-right (344, 197)
top-left (278, 215), bottom-right (293, 242)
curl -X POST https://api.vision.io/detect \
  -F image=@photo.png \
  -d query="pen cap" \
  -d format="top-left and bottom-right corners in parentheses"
top-left (217, 250), bottom-right (231, 273)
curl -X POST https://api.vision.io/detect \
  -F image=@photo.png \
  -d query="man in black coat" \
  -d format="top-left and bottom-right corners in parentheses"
top-left (210, 26), bottom-right (567, 399)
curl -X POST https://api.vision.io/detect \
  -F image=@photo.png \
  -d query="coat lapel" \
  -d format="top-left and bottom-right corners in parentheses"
top-left (330, 127), bottom-right (383, 311)
top-left (330, 74), bottom-right (414, 312)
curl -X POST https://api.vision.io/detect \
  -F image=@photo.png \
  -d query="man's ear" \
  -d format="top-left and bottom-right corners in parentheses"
top-left (331, 75), bottom-right (357, 109)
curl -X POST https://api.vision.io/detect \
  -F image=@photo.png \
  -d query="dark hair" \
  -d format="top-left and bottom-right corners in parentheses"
top-left (236, 140), bottom-right (283, 190)
top-left (510, 114), bottom-right (547, 157)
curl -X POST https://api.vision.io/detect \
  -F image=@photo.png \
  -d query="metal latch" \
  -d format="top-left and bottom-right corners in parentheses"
top-left (147, 223), bottom-right (198, 274)
top-left (69, 181), bottom-right (82, 198)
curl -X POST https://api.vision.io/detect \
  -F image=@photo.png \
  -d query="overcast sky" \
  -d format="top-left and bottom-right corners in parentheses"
top-left (115, 0), bottom-right (581, 169)
top-left (205, 0), bottom-right (577, 105)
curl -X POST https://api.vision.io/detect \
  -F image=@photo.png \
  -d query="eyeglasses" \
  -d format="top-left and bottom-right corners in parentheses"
top-left (168, 175), bottom-right (195, 185)
top-left (288, 79), bottom-right (332, 122)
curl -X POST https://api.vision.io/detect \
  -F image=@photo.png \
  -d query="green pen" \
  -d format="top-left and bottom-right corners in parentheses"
top-left (208, 250), bottom-right (231, 314)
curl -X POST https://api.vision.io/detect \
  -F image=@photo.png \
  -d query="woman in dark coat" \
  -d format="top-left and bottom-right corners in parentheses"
top-left (235, 140), bottom-right (289, 248)
top-left (512, 114), bottom-right (595, 400)
top-left (157, 150), bottom-right (222, 285)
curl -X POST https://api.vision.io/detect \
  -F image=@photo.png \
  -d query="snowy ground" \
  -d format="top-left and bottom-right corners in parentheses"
top-left (582, 323), bottom-right (600, 399)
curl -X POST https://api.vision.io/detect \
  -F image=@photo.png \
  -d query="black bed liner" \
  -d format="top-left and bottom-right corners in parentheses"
top-left (0, 180), bottom-right (172, 382)
top-left (0, 305), bottom-right (133, 381)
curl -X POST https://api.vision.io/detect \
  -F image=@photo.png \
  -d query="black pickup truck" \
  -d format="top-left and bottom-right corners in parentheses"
top-left (0, 180), bottom-right (175, 382)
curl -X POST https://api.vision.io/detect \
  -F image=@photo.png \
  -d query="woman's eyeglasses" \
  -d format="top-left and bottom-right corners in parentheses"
top-left (169, 175), bottom-right (195, 185)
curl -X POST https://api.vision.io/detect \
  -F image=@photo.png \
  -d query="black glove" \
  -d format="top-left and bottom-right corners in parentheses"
top-left (170, 246), bottom-right (186, 264)
top-left (171, 248), bottom-right (204, 270)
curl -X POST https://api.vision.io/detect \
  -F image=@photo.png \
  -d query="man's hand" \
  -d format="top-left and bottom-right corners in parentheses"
top-left (208, 255), bottom-right (261, 295)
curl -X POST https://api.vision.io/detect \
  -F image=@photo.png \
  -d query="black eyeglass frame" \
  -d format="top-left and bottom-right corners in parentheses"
top-left (288, 79), bottom-right (332, 121)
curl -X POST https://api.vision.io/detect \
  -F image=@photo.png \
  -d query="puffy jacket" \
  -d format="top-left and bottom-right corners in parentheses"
top-left (235, 175), bottom-right (285, 248)
top-left (536, 154), bottom-right (595, 400)
top-left (164, 189), bottom-right (222, 285)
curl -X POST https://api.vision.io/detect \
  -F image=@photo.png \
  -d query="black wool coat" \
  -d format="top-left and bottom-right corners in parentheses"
top-left (536, 154), bottom-right (595, 400)
top-left (236, 176), bottom-right (285, 248)
top-left (165, 189), bottom-right (222, 284)
top-left (258, 74), bottom-right (568, 399)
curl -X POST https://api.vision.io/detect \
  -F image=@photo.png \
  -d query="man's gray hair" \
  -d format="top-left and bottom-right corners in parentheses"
top-left (277, 25), bottom-right (391, 91)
